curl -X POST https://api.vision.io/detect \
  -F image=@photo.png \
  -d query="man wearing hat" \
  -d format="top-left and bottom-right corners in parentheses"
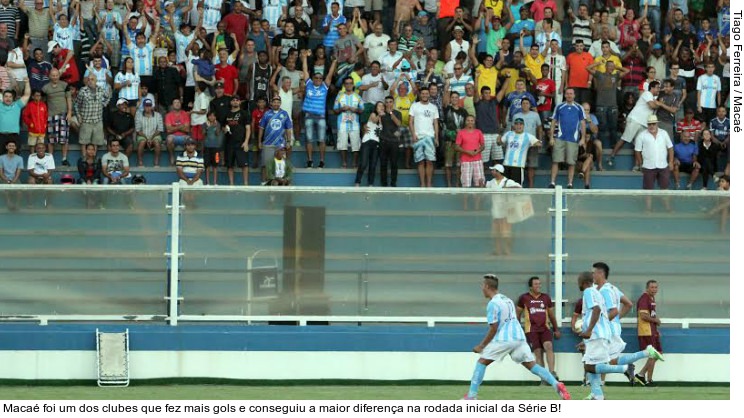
top-left (647, 43), bottom-right (667, 80)
top-left (635, 114), bottom-right (673, 192)
top-left (176, 138), bottom-right (205, 186)
top-left (48, 40), bottom-right (80, 86)
top-left (501, 116), bottom-right (540, 186)
top-left (224, 95), bottom-right (251, 186)
top-left (135, 99), bottom-right (164, 167)
top-left (444, 24), bottom-right (470, 63)
top-left (107, 97), bottom-right (136, 157)
top-left (412, 10), bottom-right (436, 50)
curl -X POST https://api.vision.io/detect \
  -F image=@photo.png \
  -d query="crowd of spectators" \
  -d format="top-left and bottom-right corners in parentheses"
top-left (0, 0), bottom-right (732, 189)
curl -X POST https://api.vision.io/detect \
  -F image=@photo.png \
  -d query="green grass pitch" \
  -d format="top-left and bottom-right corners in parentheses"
top-left (0, 385), bottom-right (729, 400)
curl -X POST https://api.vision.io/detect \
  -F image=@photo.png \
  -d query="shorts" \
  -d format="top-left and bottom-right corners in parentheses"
top-left (413, 135), bottom-right (436, 163)
top-left (526, 146), bottom-right (539, 168)
top-left (191, 125), bottom-right (204, 142)
top-left (78, 121), bottom-right (106, 146)
top-left (608, 335), bottom-right (627, 360)
top-left (526, 330), bottom-right (554, 351)
top-left (482, 133), bottom-right (503, 162)
top-left (304, 114), bottom-right (327, 144)
top-left (582, 338), bottom-right (611, 365)
top-left (168, 134), bottom-right (190, 146)
top-left (261, 145), bottom-right (278, 168)
top-left (179, 178), bottom-right (203, 186)
top-left (27, 133), bottom-right (45, 147)
top-left (444, 141), bottom-right (459, 167)
top-left (504, 165), bottom-right (524, 185)
top-left (47, 114), bottom-right (70, 144)
top-left (365, 0), bottom-right (383, 11)
top-left (552, 139), bottom-right (578, 165)
top-left (224, 146), bottom-right (249, 168)
top-left (638, 335), bottom-right (662, 353)
top-left (621, 118), bottom-right (644, 143)
top-left (677, 162), bottom-right (696, 174)
top-left (642, 167), bottom-right (670, 190)
top-left (481, 340), bottom-right (536, 364)
top-left (136, 135), bottom-right (163, 144)
top-left (460, 160), bottom-right (484, 187)
top-left (127, 99), bottom-right (138, 107)
top-left (203, 147), bottom-right (221, 167)
top-left (398, 127), bottom-right (412, 148)
top-left (337, 129), bottom-right (361, 151)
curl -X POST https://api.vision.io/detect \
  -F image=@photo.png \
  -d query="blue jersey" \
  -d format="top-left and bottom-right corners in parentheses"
top-left (598, 283), bottom-right (624, 337)
top-left (259, 109), bottom-right (292, 147)
top-left (486, 293), bottom-right (526, 343)
top-left (674, 142), bottom-right (698, 164)
top-left (505, 91), bottom-right (536, 121)
top-left (502, 131), bottom-right (539, 168)
top-left (697, 75), bottom-right (721, 109)
top-left (552, 102), bottom-right (585, 143)
top-left (510, 19), bottom-right (535, 49)
top-left (719, 6), bottom-right (730, 36)
top-left (302, 79), bottom-right (329, 116)
top-left (322, 14), bottom-right (347, 49)
top-left (202, 0), bottom-right (223, 31)
top-left (709, 117), bottom-right (730, 142)
top-left (129, 43), bottom-right (154, 76)
top-left (581, 287), bottom-right (612, 341)
top-left (334, 91), bottom-right (364, 131)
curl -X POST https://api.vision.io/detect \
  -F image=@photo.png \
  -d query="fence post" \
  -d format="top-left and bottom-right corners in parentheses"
top-left (553, 186), bottom-right (564, 326)
top-left (166, 182), bottom-right (183, 326)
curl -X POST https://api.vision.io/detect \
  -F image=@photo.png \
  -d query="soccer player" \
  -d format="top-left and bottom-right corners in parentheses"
top-left (592, 262), bottom-right (664, 390)
top-left (464, 274), bottom-right (571, 400)
top-left (636, 280), bottom-right (663, 386)
top-left (577, 271), bottom-right (633, 401)
top-left (516, 276), bottom-right (560, 380)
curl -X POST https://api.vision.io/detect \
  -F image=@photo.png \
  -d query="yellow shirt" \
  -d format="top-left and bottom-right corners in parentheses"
top-left (593, 55), bottom-right (623, 74)
top-left (499, 68), bottom-right (520, 95)
top-left (476, 65), bottom-right (499, 95)
top-left (524, 53), bottom-right (546, 81)
top-left (484, 0), bottom-right (505, 18)
top-left (395, 92), bottom-right (416, 126)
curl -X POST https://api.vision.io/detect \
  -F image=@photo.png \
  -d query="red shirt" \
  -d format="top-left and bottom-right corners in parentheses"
top-left (165, 110), bottom-right (190, 135)
top-left (22, 101), bottom-right (49, 135)
top-left (54, 49), bottom-right (80, 85)
top-left (455, 128), bottom-right (485, 163)
top-left (530, 0), bottom-right (557, 22)
top-left (215, 63), bottom-right (239, 96)
top-left (566, 52), bottom-right (594, 88)
top-left (534, 78), bottom-right (555, 112)
top-left (618, 19), bottom-right (641, 49)
top-left (677, 118), bottom-right (703, 138)
top-left (636, 293), bottom-right (658, 337)
top-left (252, 107), bottom-right (267, 130)
top-left (517, 292), bottom-right (554, 333)
top-left (222, 13), bottom-right (250, 48)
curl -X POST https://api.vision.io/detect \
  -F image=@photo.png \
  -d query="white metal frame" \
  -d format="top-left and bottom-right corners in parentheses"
top-left (96, 328), bottom-right (130, 387)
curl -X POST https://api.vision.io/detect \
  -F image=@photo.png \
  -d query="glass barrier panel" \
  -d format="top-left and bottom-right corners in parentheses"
top-left (0, 186), bottom-right (171, 316)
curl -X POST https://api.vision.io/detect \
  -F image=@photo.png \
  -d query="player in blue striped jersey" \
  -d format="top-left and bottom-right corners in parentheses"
top-left (592, 262), bottom-right (664, 387)
top-left (464, 274), bottom-right (571, 400)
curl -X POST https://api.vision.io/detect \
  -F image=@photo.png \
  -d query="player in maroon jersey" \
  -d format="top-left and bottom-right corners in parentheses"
top-left (636, 280), bottom-right (662, 386)
top-left (516, 276), bottom-right (561, 380)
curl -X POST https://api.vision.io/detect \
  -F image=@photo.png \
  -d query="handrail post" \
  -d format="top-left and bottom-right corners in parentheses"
top-left (167, 182), bottom-right (182, 326)
top-left (554, 186), bottom-right (564, 327)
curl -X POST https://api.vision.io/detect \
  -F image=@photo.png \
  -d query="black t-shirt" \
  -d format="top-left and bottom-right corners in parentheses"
top-left (110, 111), bottom-right (134, 135)
top-left (380, 110), bottom-right (402, 142)
top-left (224, 109), bottom-right (249, 146)
top-left (271, 33), bottom-right (306, 61)
top-left (210, 95), bottom-right (233, 125)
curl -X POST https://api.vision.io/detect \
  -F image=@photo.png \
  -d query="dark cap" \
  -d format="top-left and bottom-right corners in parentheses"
top-left (215, 82), bottom-right (225, 88)
top-left (513, 118), bottom-right (525, 124)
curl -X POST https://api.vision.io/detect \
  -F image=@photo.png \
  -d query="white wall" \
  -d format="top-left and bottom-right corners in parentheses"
top-left (0, 351), bottom-right (730, 382)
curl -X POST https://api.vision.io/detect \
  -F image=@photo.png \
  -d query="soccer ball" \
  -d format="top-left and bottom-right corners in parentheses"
top-left (573, 319), bottom-right (583, 333)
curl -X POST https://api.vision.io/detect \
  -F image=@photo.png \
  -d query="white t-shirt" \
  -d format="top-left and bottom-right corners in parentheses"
top-left (360, 73), bottom-right (386, 104)
top-left (191, 91), bottom-right (211, 125)
top-left (409, 101), bottom-right (439, 138)
top-left (635, 129), bottom-right (673, 169)
top-left (628, 91), bottom-right (657, 126)
top-left (363, 33), bottom-right (390, 64)
top-left (27, 154), bottom-right (55, 175)
top-left (8, 48), bottom-right (28, 81)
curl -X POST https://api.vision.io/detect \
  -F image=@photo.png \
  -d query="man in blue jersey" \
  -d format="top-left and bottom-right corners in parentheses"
top-left (496, 79), bottom-right (537, 132)
top-left (592, 262), bottom-right (664, 390)
top-left (577, 271), bottom-right (636, 401)
top-left (258, 96), bottom-right (293, 182)
top-left (548, 88), bottom-right (585, 189)
top-left (464, 274), bottom-right (571, 400)
top-left (501, 117), bottom-right (540, 186)
top-left (301, 50), bottom-right (337, 169)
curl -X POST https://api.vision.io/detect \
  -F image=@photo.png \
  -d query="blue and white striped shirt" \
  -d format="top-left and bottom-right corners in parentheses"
top-left (303, 79), bottom-right (329, 116)
top-left (202, 0), bottom-right (223, 31)
top-left (264, 0), bottom-right (288, 31)
top-left (114, 72), bottom-right (140, 100)
top-left (582, 287), bottom-right (612, 341)
top-left (85, 67), bottom-right (112, 91)
top-left (129, 43), bottom-right (154, 76)
top-left (334, 91), bottom-right (363, 131)
top-left (598, 283), bottom-right (624, 337)
top-left (502, 131), bottom-right (539, 168)
top-left (53, 23), bottom-right (78, 51)
top-left (487, 294), bottom-right (526, 342)
top-left (697, 75), bottom-right (721, 110)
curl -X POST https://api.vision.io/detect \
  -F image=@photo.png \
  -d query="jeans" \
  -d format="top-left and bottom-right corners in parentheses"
top-left (645, 6), bottom-right (662, 39)
top-left (595, 106), bottom-right (619, 148)
top-left (379, 140), bottom-right (399, 186)
top-left (304, 115), bottom-right (326, 144)
top-left (355, 140), bottom-right (380, 186)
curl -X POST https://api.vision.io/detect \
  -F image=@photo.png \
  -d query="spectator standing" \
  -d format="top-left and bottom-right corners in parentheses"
top-left (49, 40), bottom-right (80, 86)
top-left (501, 116), bottom-right (539, 186)
top-left (363, 22), bottom-right (390, 65)
top-left (635, 280), bottom-right (662, 387)
top-left (0, 0), bottom-right (20, 41)
top-left (635, 114), bottom-right (673, 192)
top-left (442, 90), bottom-right (469, 187)
top-left (223, 96), bottom-right (251, 186)
top-left (21, 89), bottom-right (48, 152)
top-left (334, 76), bottom-right (364, 168)
top-left (42, 68), bottom-right (72, 163)
top-left (202, 110), bottom-right (224, 185)
top-left (544, 40), bottom-right (566, 105)
top-left (301, 51), bottom-right (337, 168)
top-left (322, 2), bottom-right (346, 53)
top-left (454, 114), bottom-right (484, 188)
top-left (28, 48), bottom-right (53, 92)
top-left (409, 88), bottom-right (439, 187)
top-left (697, 63), bottom-right (721, 124)
top-left (565, 40), bottom-right (594, 105)
top-left (709, 106), bottom-right (730, 144)
top-left (548, 88), bottom-right (585, 189)
top-left (474, 85), bottom-right (501, 168)
top-left (586, 59), bottom-right (629, 149)
top-left (379, 95), bottom-right (402, 187)
top-left (655, 79), bottom-right (681, 141)
top-left (154, 56), bottom-right (182, 113)
top-left (0, 78), bottom-right (30, 154)
top-left (19, 1), bottom-right (51, 62)
top-left (510, 98), bottom-right (543, 187)
top-left (354, 101), bottom-right (382, 187)
top-left (516, 276), bottom-right (561, 381)
top-left (258, 96), bottom-right (292, 182)
top-left (608, 81), bottom-right (661, 171)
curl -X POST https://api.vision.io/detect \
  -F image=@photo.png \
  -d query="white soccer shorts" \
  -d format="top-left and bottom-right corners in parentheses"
top-left (582, 338), bottom-right (611, 365)
top-left (481, 340), bottom-right (536, 364)
top-left (608, 335), bottom-right (627, 360)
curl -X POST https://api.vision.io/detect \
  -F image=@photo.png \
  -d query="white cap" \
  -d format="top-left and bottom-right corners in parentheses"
top-left (489, 164), bottom-right (505, 173)
top-left (47, 40), bottom-right (59, 53)
top-left (116, 98), bottom-right (129, 106)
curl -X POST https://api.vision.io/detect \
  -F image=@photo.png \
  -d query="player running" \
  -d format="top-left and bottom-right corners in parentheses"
top-left (463, 274), bottom-right (571, 400)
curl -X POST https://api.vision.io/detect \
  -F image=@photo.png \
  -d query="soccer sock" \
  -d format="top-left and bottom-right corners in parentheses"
top-left (617, 350), bottom-right (648, 365)
top-left (467, 362), bottom-right (487, 398)
top-left (588, 372), bottom-right (604, 399)
top-left (530, 364), bottom-right (558, 389)
top-left (595, 363), bottom-right (627, 374)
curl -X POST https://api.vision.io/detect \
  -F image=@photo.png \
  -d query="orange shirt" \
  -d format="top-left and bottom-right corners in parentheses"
top-left (566, 51), bottom-right (594, 88)
top-left (440, 0), bottom-right (458, 18)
